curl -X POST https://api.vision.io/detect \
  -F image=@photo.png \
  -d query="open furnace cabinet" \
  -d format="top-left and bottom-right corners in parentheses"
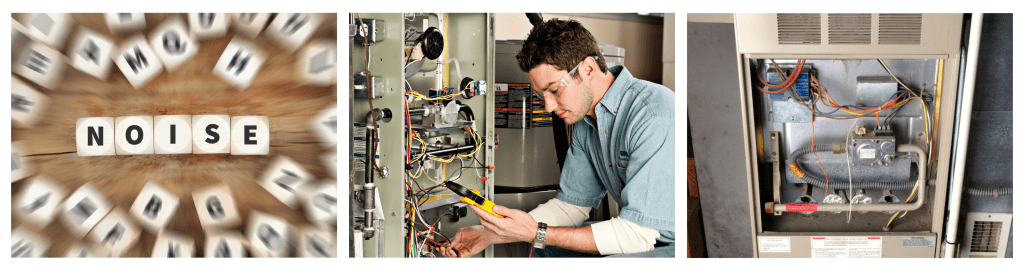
top-left (349, 13), bottom-right (496, 258)
top-left (734, 14), bottom-right (965, 258)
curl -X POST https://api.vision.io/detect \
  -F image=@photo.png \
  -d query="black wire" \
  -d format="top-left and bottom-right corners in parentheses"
top-left (431, 213), bottom-right (453, 227)
top-left (411, 171), bottom-right (427, 194)
top-left (885, 93), bottom-right (907, 125)
top-left (446, 158), bottom-right (466, 182)
top-left (472, 155), bottom-right (486, 168)
top-left (415, 181), bottom-right (446, 197)
top-left (877, 59), bottom-right (922, 97)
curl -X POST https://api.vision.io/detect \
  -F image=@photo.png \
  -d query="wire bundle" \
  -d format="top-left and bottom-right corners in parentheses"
top-left (759, 59), bottom-right (938, 230)
top-left (756, 59), bottom-right (930, 135)
top-left (402, 87), bottom-right (486, 257)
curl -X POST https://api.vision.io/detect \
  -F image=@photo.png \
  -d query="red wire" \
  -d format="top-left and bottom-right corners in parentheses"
top-left (405, 101), bottom-right (412, 163)
top-left (528, 247), bottom-right (533, 258)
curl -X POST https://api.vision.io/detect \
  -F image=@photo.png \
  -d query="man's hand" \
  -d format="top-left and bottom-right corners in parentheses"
top-left (438, 225), bottom-right (504, 258)
top-left (473, 204), bottom-right (539, 243)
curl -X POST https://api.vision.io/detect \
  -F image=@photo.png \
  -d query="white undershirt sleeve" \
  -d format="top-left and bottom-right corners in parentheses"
top-left (527, 198), bottom-right (591, 227)
top-left (527, 198), bottom-right (660, 255)
top-left (590, 217), bottom-right (661, 255)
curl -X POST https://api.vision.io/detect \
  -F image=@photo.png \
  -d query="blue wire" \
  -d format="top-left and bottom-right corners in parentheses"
top-left (816, 105), bottom-right (842, 116)
top-left (829, 92), bottom-right (899, 111)
top-left (428, 88), bottom-right (451, 98)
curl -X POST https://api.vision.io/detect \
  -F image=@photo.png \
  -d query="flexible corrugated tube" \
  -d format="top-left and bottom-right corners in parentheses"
top-left (966, 187), bottom-right (1013, 197)
top-left (788, 144), bottom-right (917, 190)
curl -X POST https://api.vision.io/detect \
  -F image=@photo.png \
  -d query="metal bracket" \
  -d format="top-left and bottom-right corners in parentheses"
top-left (770, 131), bottom-right (782, 216)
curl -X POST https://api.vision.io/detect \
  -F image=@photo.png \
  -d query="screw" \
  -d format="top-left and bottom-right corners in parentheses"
top-left (918, 132), bottom-right (924, 137)
top-left (391, 212), bottom-right (396, 216)
top-left (772, 151), bottom-right (777, 156)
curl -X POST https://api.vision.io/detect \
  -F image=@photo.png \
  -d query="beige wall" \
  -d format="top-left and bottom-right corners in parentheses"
top-left (663, 13), bottom-right (675, 91)
top-left (495, 13), bottom-right (667, 85)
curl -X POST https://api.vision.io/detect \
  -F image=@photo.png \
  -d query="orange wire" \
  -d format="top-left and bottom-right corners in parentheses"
top-left (757, 59), bottom-right (802, 89)
top-left (811, 75), bottom-right (841, 107)
top-left (876, 111), bottom-right (881, 126)
top-left (756, 59), bottom-right (806, 94)
top-left (812, 74), bottom-right (908, 116)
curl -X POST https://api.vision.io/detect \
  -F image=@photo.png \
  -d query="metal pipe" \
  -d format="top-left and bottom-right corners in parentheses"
top-left (423, 135), bottom-right (478, 157)
top-left (364, 111), bottom-right (377, 184)
top-left (944, 13), bottom-right (983, 258)
top-left (768, 144), bottom-right (926, 213)
top-left (408, 103), bottom-right (468, 116)
top-left (361, 183), bottom-right (376, 238)
top-left (361, 111), bottom-right (378, 239)
top-left (408, 107), bottom-right (427, 116)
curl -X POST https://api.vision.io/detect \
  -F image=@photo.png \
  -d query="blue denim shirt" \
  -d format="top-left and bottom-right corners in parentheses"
top-left (556, 66), bottom-right (675, 243)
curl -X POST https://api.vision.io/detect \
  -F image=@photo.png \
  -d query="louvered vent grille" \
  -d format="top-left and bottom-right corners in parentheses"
top-left (878, 14), bottom-right (923, 44)
top-left (969, 221), bottom-right (1002, 253)
top-left (777, 13), bottom-right (821, 44)
top-left (828, 14), bottom-right (871, 44)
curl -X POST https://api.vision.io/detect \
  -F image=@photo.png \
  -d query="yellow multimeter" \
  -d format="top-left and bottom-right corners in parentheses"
top-left (445, 182), bottom-right (503, 218)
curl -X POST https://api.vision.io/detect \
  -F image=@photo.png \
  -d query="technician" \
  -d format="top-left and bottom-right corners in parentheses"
top-left (440, 19), bottom-right (674, 258)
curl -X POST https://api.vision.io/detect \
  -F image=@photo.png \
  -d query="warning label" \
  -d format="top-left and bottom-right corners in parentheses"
top-left (811, 237), bottom-right (882, 258)
top-left (758, 237), bottom-right (791, 253)
top-left (901, 236), bottom-right (935, 247)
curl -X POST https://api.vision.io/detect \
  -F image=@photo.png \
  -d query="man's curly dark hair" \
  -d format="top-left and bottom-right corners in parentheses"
top-left (516, 19), bottom-right (608, 80)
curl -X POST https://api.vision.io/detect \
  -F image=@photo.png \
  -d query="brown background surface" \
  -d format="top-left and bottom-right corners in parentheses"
top-left (12, 13), bottom-right (338, 257)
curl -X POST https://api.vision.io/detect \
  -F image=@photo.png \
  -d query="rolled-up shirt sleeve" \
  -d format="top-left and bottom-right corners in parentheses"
top-left (618, 114), bottom-right (675, 233)
top-left (555, 124), bottom-right (606, 208)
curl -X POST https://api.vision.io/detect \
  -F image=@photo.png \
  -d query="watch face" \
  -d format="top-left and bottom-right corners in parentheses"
top-left (533, 223), bottom-right (547, 249)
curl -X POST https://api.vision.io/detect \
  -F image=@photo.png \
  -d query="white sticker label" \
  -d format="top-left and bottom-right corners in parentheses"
top-left (758, 237), bottom-right (791, 252)
top-left (902, 236), bottom-right (935, 247)
top-left (859, 149), bottom-right (876, 159)
top-left (811, 237), bottom-right (882, 258)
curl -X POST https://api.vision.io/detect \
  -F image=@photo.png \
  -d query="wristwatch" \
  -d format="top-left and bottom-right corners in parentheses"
top-left (532, 222), bottom-right (548, 249)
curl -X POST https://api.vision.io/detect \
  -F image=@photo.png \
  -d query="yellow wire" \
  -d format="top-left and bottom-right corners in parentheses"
top-left (458, 128), bottom-right (483, 158)
top-left (406, 90), bottom-right (465, 101)
top-left (427, 155), bottom-right (458, 163)
top-left (411, 133), bottom-right (427, 162)
top-left (912, 96), bottom-right (931, 146)
top-left (885, 183), bottom-right (921, 229)
top-left (409, 201), bottom-right (416, 257)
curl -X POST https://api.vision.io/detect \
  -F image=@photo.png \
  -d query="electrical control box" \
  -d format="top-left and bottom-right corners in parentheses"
top-left (349, 13), bottom-right (495, 258)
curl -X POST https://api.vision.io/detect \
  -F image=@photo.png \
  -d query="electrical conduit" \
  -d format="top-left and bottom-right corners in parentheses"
top-left (769, 144), bottom-right (926, 213)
